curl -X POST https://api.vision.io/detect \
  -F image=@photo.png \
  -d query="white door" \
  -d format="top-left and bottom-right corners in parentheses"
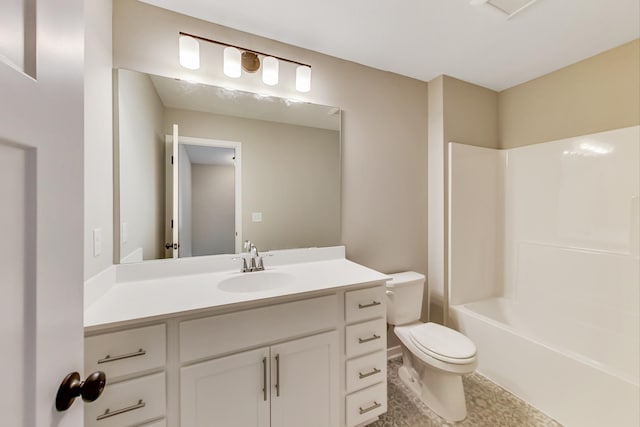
top-left (0, 1), bottom-right (85, 426)
top-left (270, 331), bottom-right (340, 427)
top-left (164, 125), bottom-right (181, 258)
top-left (172, 124), bottom-right (179, 258)
top-left (180, 347), bottom-right (270, 427)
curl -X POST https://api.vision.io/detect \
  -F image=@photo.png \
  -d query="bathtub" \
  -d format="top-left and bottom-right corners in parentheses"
top-left (450, 297), bottom-right (639, 427)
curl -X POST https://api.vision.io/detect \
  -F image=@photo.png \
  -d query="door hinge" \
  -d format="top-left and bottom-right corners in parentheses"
top-left (171, 155), bottom-right (174, 164)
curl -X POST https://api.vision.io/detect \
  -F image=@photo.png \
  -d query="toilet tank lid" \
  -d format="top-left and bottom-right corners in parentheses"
top-left (386, 271), bottom-right (425, 287)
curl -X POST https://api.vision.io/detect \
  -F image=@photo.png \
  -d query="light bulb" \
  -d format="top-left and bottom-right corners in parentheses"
top-left (224, 47), bottom-right (241, 78)
top-left (179, 36), bottom-right (200, 70)
top-left (296, 65), bottom-right (311, 92)
top-left (262, 56), bottom-right (279, 86)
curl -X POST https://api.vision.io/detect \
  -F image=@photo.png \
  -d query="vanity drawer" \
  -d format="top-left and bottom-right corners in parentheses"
top-left (345, 318), bottom-right (386, 358)
top-left (180, 294), bottom-right (338, 363)
top-left (345, 382), bottom-right (387, 427)
top-left (85, 372), bottom-right (166, 427)
top-left (345, 286), bottom-right (386, 323)
top-left (85, 324), bottom-right (166, 380)
top-left (345, 350), bottom-right (387, 393)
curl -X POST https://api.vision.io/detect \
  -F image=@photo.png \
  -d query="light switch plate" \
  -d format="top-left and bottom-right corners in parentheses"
top-left (93, 228), bottom-right (102, 257)
top-left (252, 212), bottom-right (262, 222)
top-left (121, 222), bottom-right (128, 243)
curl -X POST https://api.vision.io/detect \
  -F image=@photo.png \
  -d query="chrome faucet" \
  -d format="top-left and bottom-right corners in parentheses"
top-left (241, 240), bottom-right (264, 272)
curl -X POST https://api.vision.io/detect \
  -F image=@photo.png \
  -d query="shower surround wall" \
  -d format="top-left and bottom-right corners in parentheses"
top-left (448, 126), bottom-right (640, 426)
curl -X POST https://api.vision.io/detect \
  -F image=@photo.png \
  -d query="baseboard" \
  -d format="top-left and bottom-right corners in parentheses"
top-left (387, 345), bottom-right (402, 360)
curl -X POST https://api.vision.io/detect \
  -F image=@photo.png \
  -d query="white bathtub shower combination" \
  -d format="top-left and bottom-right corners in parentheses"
top-left (447, 126), bottom-right (639, 426)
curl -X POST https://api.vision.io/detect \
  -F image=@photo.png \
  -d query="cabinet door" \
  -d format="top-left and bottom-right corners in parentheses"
top-left (181, 347), bottom-right (270, 427)
top-left (270, 331), bottom-right (339, 427)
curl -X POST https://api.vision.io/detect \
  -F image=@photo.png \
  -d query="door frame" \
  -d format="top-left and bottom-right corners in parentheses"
top-left (166, 134), bottom-right (243, 254)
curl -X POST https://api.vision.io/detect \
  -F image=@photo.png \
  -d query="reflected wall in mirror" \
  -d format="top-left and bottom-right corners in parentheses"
top-left (114, 69), bottom-right (341, 263)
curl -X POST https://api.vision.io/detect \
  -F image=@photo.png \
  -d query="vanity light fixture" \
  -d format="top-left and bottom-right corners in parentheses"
top-left (262, 56), bottom-right (279, 86)
top-left (178, 31), bottom-right (311, 91)
top-left (223, 46), bottom-right (241, 78)
top-left (179, 35), bottom-right (200, 70)
top-left (295, 65), bottom-right (311, 93)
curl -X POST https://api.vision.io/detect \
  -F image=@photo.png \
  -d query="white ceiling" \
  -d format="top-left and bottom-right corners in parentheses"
top-left (184, 144), bottom-right (235, 166)
top-left (141, 0), bottom-right (639, 91)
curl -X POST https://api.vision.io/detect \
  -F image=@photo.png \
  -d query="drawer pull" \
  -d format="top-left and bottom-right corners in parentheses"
top-left (358, 301), bottom-right (381, 309)
top-left (275, 354), bottom-right (280, 397)
top-left (96, 399), bottom-right (146, 421)
top-left (358, 367), bottom-right (382, 379)
top-left (358, 334), bottom-right (381, 344)
top-left (97, 348), bottom-right (146, 364)
top-left (359, 401), bottom-right (382, 415)
top-left (262, 357), bottom-right (267, 401)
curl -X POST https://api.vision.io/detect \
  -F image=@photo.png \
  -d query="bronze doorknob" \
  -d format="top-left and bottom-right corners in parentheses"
top-left (55, 371), bottom-right (106, 411)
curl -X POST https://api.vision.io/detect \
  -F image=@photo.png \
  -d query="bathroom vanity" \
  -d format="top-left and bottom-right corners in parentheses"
top-left (84, 247), bottom-right (389, 427)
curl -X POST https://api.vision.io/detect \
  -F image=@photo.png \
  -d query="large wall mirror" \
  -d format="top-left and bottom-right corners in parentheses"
top-left (115, 69), bottom-right (341, 263)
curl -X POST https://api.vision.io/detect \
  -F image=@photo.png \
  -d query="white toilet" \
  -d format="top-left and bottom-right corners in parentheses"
top-left (386, 271), bottom-right (477, 422)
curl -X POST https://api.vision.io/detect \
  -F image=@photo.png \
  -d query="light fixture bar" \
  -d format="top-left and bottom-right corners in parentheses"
top-left (179, 31), bottom-right (311, 69)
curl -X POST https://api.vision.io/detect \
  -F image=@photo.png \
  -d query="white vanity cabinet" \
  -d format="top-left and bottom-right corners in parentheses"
top-left (84, 325), bottom-right (167, 427)
top-left (178, 294), bottom-right (339, 427)
top-left (180, 347), bottom-right (270, 427)
top-left (269, 332), bottom-right (339, 427)
top-left (343, 286), bottom-right (388, 427)
top-left (85, 272), bottom-right (388, 427)
top-left (181, 331), bottom-right (339, 427)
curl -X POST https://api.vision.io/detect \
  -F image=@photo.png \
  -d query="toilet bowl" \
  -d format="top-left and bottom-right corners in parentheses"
top-left (386, 272), bottom-right (477, 422)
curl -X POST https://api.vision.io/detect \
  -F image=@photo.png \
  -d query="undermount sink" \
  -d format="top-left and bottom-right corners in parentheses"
top-left (217, 271), bottom-right (295, 293)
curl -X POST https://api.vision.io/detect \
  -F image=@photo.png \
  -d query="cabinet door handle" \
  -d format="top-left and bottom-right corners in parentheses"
top-left (359, 401), bottom-right (382, 415)
top-left (97, 348), bottom-right (146, 364)
top-left (262, 357), bottom-right (267, 401)
top-left (275, 354), bottom-right (280, 397)
top-left (358, 367), bottom-right (382, 379)
top-left (96, 399), bottom-right (145, 420)
top-left (358, 334), bottom-right (381, 344)
top-left (358, 301), bottom-right (381, 309)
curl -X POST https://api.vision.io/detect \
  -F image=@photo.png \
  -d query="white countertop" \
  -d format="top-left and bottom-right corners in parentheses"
top-left (84, 248), bottom-right (389, 330)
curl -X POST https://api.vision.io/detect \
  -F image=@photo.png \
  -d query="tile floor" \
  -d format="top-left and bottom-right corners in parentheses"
top-left (370, 358), bottom-right (563, 427)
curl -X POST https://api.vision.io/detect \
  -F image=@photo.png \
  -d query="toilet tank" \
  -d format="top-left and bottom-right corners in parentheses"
top-left (386, 271), bottom-right (426, 325)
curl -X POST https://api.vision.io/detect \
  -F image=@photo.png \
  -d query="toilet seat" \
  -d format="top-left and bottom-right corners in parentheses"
top-left (408, 323), bottom-right (476, 365)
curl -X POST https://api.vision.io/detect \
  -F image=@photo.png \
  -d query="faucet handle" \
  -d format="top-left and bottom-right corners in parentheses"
top-left (243, 240), bottom-right (252, 253)
top-left (232, 256), bottom-right (249, 273)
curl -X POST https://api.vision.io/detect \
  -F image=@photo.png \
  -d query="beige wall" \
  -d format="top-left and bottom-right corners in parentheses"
top-left (499, 39), bottom-right (640, 148)
top-left (84, 0), bottom-right (113, 279)
top-left (427, 76), bottom-right (444, 324)
top-left (116, 69), bottom-right (166, 261)
top-left (112, 0), bottom-right (429, 275)
top-left (428, 75), bottom-right (498, 324)
top-left (192, 164), bottom-right (235, 256)
top-left (444, 76), bottom-right (499, 149)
